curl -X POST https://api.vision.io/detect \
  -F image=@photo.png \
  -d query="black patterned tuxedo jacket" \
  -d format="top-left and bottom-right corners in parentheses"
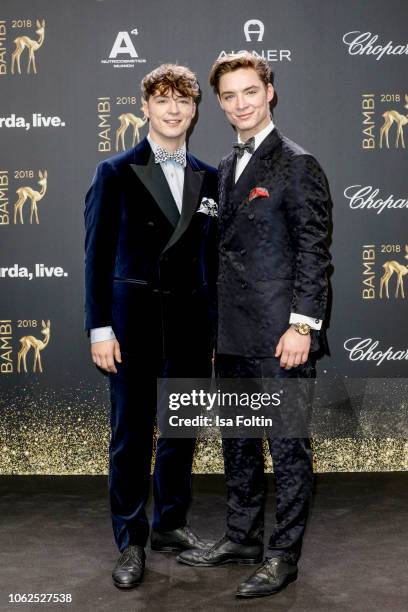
top-left (217, 127), bottom-right (331, 357)
top-left (84, 137), bottom-right (218, 359)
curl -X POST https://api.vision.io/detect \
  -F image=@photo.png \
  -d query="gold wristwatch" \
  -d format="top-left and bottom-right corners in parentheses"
top-left (292, 322), bottom-right (311, 335)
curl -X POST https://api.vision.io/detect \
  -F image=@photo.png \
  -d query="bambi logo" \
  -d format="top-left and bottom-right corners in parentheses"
top-left (17, 319), bottom-right (50, 373)
top-left (11, 19), bottom-right (45, 74)
top-left (244, 19), bottom-right (265, 42)
top-left (116, 103), bottom-right (147, 151)
top-left (14, 170), bottom-right (47, 224)
top-left (380, 95), bottom-right (408, 149)
top-left (380, 245), bottom-right (408, 299)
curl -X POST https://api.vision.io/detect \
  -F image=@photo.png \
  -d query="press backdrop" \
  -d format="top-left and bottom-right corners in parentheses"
top-left (1, 0), bottom-right (407, 473)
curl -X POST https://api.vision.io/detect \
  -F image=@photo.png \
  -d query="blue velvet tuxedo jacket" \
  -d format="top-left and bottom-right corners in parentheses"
top-left (217, 127), bottom-right (331, 357)
top-left (84, 137), bottom-right (217, 358)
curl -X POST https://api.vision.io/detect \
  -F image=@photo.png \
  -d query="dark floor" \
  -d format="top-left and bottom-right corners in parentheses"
top-left (0, 474), bottom-right (407, 612)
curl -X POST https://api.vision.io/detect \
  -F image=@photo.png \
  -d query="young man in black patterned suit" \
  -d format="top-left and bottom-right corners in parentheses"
top-left (84, 64), bottom-right (218, 589)
top-left (177, 53), bottom-right (332, 599)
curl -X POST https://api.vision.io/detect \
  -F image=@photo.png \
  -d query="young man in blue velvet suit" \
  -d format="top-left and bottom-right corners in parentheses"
top-left (84, 64), bottom-right (218, 589)
top-left (178, 53), bottom-right (332, 599)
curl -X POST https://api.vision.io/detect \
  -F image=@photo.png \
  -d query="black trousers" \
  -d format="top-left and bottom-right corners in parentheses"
top-left (108, 351), bottom-right (211, 552)
top-left (216, 354), bottom-right (315, 564)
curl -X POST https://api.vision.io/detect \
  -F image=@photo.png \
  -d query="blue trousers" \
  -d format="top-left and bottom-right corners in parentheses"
top-left (108, 353), bottom-right (211, 552)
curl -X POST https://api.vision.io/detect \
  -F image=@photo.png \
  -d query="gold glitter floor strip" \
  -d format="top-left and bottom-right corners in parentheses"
top-left (1, 383), bottom-right (407, 474)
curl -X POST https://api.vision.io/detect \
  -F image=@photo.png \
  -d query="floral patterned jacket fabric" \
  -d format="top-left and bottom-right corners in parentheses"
top-left (217, 128), bottom-right (332, 357)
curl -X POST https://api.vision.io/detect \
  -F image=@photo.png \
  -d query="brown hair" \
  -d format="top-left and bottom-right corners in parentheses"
top-left (209, 52), bottom-right (273, 95)
top-left (141, 63), bottom-right (200, 100)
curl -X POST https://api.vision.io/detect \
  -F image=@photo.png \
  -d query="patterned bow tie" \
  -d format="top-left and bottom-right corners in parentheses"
top-left (233, 137), bottom-right (255, 158)
top-left (154, 145), bottom-right (186, 166)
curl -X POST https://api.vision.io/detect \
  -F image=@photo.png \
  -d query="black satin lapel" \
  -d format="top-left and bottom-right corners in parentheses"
top-left (162, 162), bottom-right (205, 253)
top-left (218, 154), bottom-right (237, 224)
top-left (226, 154), bottom-right (237, 191)
top-left (254, 130), bottom-right (283, 192)
top-left (231, 151), bottom-right (259, 204)
top-left (222, 153), bottom-right (258, 225)
top-left (130, 156), bottom-right (180, 228)
top-left (258, 127), bottom-right (282, 160)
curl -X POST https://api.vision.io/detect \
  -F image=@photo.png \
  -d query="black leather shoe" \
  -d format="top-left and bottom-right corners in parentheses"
top-left (112, 545), bottom-right (145, 589)
top-left (151, 525), bottom-right (214, 552)
top-left (176, 535), bottom-right (263, 567)
top-left (236, 557), bottom-right (298, 598)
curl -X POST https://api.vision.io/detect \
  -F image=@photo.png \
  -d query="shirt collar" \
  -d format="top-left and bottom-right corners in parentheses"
top-left (147, 133), bottom-right (187, 165)
top-left (238, 119), bottom-right (275, 151)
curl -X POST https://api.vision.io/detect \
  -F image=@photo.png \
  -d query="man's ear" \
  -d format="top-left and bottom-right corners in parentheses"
top-left (192, 101), bottom-right (197, 118)
top-left (142, 97), bottom-right (149, 118)
top-left (217, 94), bottom-right (224, 110)
top-left (266, 84), bottom-right (274, 104)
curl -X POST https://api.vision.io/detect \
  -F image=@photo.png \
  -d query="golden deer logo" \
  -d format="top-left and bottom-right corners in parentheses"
top-left (11, 19), bottom-right (45, 75)
top-left (14, 170), bottom-right (48, 224)
top-left (380, 95), bottom-right (408, 149)
top-left (380, 245), bottom-right (408, 298)
top-left (116, 103), bottom-right (147, 151)
top-left (17, 320), bottom-right (51, 373)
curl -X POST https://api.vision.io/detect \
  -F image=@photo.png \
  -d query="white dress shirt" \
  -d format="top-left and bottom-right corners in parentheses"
top-left (235, 120), bottom-right (275, 183)
top-left (90, 135), bottom-right (186, 344)
top-left (147, 134), bottom-right (186, 213)
top-left (234, 120), bottom-right (322, 331)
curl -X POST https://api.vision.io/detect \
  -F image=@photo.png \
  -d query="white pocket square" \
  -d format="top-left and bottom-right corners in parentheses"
top-left (197, 197), bottom-right (218, 217)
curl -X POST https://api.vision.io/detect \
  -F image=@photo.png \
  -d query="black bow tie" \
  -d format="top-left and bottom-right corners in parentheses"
top-left (233, 137), bottom-right (255, 158)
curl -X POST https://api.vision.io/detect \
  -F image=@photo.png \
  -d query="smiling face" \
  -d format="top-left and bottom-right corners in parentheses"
top-left (142, 88), bottom-right (196, 150)
top-left (217, 67), bottom-right (274, 140)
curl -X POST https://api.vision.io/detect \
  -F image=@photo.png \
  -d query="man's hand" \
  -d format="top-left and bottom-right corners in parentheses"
top-left (91, 339), bottom-right (122, 373)
top-left (275, 327), bottom-right (310, 370)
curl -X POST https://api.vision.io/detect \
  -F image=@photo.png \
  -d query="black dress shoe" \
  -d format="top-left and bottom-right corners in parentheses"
top-left (236, 557), bottom-right (298, 598)
top-left (112, 545), bottom-right (145, 589)
top-left (151, 525), bottom-right (214, 552)
top-left (176, 535), bottom-right (263, 567)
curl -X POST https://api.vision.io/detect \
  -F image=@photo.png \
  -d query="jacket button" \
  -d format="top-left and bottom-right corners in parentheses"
top-left (241, 282), bottom-right (247, 289)
top-left (248, 213), bottom-right (255, 220)
top-left (147, 221), bottom-right (155, 227)
top-left (240, 249), bottom-right (247, 256)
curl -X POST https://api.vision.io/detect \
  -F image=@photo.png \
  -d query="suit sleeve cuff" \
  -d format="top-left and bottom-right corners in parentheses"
top-left (289, 313), bottom-right (322, 330)
top-left (90, 326), bottom-right (116, 343)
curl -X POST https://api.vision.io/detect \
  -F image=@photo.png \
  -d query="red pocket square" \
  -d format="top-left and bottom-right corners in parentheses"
top-left (248, 187), bottom-right (269, 202)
